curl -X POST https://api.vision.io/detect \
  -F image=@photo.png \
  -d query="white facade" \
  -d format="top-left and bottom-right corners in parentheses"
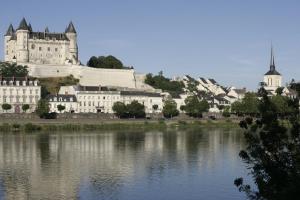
top-left (4, 18), bottom-right (79, 65)
top-left (47, 94), bottom-right (78, 113)
top-left (58, 85), bottom-right (163, 114)
top-left (0, 78), bottom-right (41, 113)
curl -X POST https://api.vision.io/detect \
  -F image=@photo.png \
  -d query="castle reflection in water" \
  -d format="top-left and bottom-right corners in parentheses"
top-left (0, 129), bottom-right (245, 200)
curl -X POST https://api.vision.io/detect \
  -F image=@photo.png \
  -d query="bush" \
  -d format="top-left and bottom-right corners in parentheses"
top-left (24, 123), bottom-right (41, 132)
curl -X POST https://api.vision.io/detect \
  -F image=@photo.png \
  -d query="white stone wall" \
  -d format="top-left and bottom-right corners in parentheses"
top-left (263, 75), bottom-right (282, 91)
top-left (49, 101), bottom-right (78, 113)
top-left (0, 81), bottom-right (41, 113)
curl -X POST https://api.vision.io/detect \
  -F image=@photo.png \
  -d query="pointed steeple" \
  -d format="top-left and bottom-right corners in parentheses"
top-left (65, 21), bottom-right (76, 33)
top-left (265, 45), bottom-right (281, 76)
top-left (5, 24), bottom-right (15, 36)
top-left (28, 23), bottom-right (33, 32)
top-left (45, 27), bottom-right (49, 33)
top-left (17, 17), bottom-right (30, 31)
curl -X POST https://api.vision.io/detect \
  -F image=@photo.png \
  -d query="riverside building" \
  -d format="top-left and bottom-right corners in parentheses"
top-left (0, 77), bottom-right (41, 113)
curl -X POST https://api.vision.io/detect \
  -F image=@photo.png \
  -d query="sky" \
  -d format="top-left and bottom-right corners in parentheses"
top-left (1, 0), bottom-right (300, 90)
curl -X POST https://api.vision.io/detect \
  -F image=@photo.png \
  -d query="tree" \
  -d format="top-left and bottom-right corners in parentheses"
top-left (162, 99), bottom-right (179, 118)
top-left (2, 103), bottom-right (12, 112)
top-left (87, 55), bottom-right (123, 69)
top-left (152, 104), bottom-right (158, 111)
top-left (231, 92), bottom-right (259, 116)
top-left (271, 95), bottom-right (293, 117)
top-left (57, 105), bottom-right (66, 113)
top-left (222, 106), bottom-right (231, 118)
top-left (112, 102), bottom-right (128, 118)
top-left (0, 62), bottom-right (28, 77)
top-left (127, 100), bottom-right (145, 118)
top-left (275, 87), bottom-right (284, 96)
top-left (36, 99), bottom-right (50, 118)
top-left (144, 72), bottom-right (184, 96)
top-left (183, 95), bottom-right (209, 118)
top-left (234, 89), bottom-right (300, 200)
top-left (22, 104), bottom-right (30, 113)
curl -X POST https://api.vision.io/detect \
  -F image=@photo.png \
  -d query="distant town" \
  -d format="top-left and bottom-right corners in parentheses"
top-left (1, 18), bottom-right (299, 119)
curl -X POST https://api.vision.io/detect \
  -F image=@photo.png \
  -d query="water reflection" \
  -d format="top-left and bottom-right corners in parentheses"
top-left (0, 128), bottom-right (246, 200)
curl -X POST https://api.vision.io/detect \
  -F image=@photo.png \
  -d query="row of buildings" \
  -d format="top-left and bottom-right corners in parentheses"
top-left (0, 18), bottom-right (298, 114)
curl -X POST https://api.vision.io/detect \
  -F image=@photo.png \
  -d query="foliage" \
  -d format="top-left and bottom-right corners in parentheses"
top-left (57, 105), bottom-right (66, 113)
top-left (112, 101), bottom-right (145, 118)
top-left (87, 55), bottom-right (124, 69)
top-left (271, 95), bottom-right (294, 117)
top-left (36, 99), bottom-right (50, 118)
top-left (183, 95), bottom-right (209, 118)
top-left (22, 104), bottom-right (30, 113)
top-left (145, 72), bottom-right (184, 96)
top-left (152, 104), bottom-right (158, 110)
top-left (0, 62), bottom-right (28, 77)
top-left (162, 99), bottom-right (179, 118)
top-left (127, 100), bottom-right (146, 118)
top-left (231, 92), bottom-right (259, 116)
top-left (38, 75), bottom-right (79, 96)
top-left (222, 106), bottom-right (231, 118)
top-left (275, 87), bottom-right (284, 96)
top-left (2, 103), bottom-right (12, 111)
top-left (234, 90), bottom-right (300, 200)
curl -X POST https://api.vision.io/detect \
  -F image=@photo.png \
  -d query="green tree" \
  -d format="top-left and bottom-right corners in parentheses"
top-left (271, 95), bottom-right (294, 117)
top-left (275, 87), bottom-right (284, 96)
top-left (127, 100), bottom-right (145, 118)
top-left (112, 102), bottom-right (128, 118)
top-left (22, 104), bottom-right (30, 113)
top-left (152, 104), bottom-right (158, 111)
top-left (57, 105), bottom-right (66, 113)
top-left (87, 55), bottom-right (123, 69)
top-left (222, 106), bottom-right (231, 118)
top-left (234, 91), bottom-right (300, 200)
top-left (231, 93), bottom-right (259, 116)
top-left (162, 99), bottom-right (179, 118)
top-left (36, 99), bottom-right (50, 118)
top-left (0, 62), bottom-right (28, 77)
top-left (2, 103), bottom-right (12, 112)
top-left (183, 96), bottom-right (209, 118)
top-left (144, 72), bottom-right (184, 96)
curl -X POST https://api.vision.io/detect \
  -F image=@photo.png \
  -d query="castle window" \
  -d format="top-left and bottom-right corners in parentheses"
top-left (31, 44), bottom-right (35, 49)
top-left (6, 51), bottom-right (8, 55)
top-left (39, 47), bottom-right (42, 51)
top-left (48, 47), bottom-right (50, 51)
top-left (55, 48), bottom-right (58, 52)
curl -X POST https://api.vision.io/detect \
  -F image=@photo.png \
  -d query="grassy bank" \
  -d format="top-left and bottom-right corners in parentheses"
top-left (0, 119), bottom-right (239, 133)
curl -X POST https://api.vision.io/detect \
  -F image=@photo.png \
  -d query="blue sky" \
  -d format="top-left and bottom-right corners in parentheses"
top-left (1, 0), bottom-right (300, 90)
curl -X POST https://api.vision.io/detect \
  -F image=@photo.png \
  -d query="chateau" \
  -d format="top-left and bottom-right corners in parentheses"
top-left (4, 18), bottom-right (79, 65)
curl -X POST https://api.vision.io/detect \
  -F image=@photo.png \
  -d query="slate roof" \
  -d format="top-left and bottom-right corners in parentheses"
top-left (5, 24), bottom-right (14, 36)
top-left (65, 22), bottom-right (76, 33)
top-left (209, 78), bottom-right (217, 84)
top-left (29, 32), bottom-right (69, 41)
top-left (200, 77), bottom-right (208, 84)
top-left (47, 94), bottom-right (77, 102)
top-left (17, 18), bottom-right (30, 31)
top-left (120, 91), bottom-right (161, 97)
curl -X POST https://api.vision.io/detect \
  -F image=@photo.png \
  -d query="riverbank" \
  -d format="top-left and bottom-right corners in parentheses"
top-left (0, 118), bottom-right (240, 132)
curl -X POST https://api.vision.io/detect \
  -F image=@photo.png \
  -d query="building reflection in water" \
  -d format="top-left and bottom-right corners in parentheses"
top-left (0, 128), bottom-right (245, 200)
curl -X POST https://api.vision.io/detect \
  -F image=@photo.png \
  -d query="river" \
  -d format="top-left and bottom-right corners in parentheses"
top-left (0, 128), bottom-right (249, 200)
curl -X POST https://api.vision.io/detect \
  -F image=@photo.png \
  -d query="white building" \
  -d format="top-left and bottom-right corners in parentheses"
top-left (4, 18), bottom-right (79, 65)
top-left (47, 94), bottom-right (77, 113)
top-left (0, 77), bottom-right (41, 113)
top-left (57, 85), bottom-right (163, 113)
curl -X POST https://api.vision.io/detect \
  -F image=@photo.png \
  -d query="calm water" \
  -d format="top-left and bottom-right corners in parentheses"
top-left (0, 129), bottom-right (249, 200)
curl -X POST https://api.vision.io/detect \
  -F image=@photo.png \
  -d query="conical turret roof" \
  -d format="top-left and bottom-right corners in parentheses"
top-left (65, 21), bottom-right (76, 33)
top-left (17, 18), bottom-right (30, 31)
top-left (5, 24), bottom-right (15, 36)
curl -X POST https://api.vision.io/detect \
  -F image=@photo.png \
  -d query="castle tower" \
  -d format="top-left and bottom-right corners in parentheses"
top-left (65, 22), bottom-right (78, 64)
top-left (4, 24), bottom-right (15, 61)
top-left (16, 18), bottom-right (29, 63)
top-left (263, 46), bottom-right (282, 92)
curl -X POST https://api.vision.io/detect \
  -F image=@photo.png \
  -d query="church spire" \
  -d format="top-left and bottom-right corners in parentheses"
top-left (270, 45), bottom-right (276, 71)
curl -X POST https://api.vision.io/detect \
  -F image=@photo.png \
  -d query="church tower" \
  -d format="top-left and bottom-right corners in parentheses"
top-left (16, 18), bottom-right (30, 63)
top-left (263, 46), bottom-right (282, 92)
top-left (65, 22), bottom-right (78, 64)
